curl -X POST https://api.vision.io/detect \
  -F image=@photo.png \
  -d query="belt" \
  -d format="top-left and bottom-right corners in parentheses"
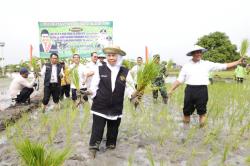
top-left (186, 85), bottom-right (207, 88)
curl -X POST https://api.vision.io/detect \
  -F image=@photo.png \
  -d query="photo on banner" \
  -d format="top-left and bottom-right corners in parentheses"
top-left (38, 21), bottom-right (113, 58)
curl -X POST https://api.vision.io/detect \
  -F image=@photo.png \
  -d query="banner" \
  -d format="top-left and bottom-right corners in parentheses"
top-left (38, 21), bottom-right (113, 58)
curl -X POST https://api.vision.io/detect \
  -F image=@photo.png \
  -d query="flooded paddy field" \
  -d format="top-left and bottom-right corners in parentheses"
top-left (0, 78), bottom-right (250, 165)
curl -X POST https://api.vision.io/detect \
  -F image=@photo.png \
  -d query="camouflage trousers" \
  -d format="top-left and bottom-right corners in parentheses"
top-left (152, 84), bottom-right (168, 99)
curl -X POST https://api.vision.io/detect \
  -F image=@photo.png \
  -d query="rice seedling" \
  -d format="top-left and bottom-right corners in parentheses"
top-left (240, 39), bottom-right (249, 57)
top-left (47, 119), bottom-right (60, 145)
top-left (136, 60), bottom-right (160, 93)
top-left (15, 138), bottom-right (71, 166)
top-left (128, 153), bottom-right (134, 166)
top-left (222, 143), bottom-right (230, 163)
top-left (146, 146), bottom-right (155, 166)
top-left (69, 66), bottom-right (80, 90)
top-left (246, 155), bottom-right (250, 164)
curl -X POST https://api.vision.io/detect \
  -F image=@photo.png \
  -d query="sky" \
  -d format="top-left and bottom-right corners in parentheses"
top-left (0, 0), bottom-right (250, 65)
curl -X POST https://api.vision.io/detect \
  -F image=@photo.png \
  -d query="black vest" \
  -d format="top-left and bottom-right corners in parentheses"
top-left (44, 63), bottom-right (62, 87)
top-left (91, 65), bottom-right (129, 116)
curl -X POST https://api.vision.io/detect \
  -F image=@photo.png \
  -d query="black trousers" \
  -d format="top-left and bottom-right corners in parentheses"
top-left (183, 85), bottom-right (208, 116)
top-left (60, 84), bottom-right (70, 100)
top-left (42, 83), bottom-right (61, 105)
top-left (236, 77), bottom-right (244, 83)
top-left (16, 87), bottom-right (34, 103)
top-left (89, 114), bottom-right (121, 149)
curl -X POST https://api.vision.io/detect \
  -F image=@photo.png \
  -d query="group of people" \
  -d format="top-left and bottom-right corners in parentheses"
top-left (9, 44), bottom-right (244, 158)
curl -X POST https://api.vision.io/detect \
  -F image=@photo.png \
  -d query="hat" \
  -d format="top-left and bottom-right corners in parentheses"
top-left (98, 54), bottom-right (106, 58)
top-left (186, 45), bottom-right (207, 56)
top-left (20, 68), bottom-right (30, 74)
top-left (103, 45), bottom-right (126, 56)
top-left (153, 54), bottom-right (160, 59)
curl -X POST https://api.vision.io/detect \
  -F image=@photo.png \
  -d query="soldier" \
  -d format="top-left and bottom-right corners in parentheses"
top-left (152, 54), bottom-right (168, 104)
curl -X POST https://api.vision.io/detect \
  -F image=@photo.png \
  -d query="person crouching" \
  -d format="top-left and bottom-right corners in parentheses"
top-left (86, 45), bottom-right (140, 157)
top-left (9, 68), bottom-right (37, 105)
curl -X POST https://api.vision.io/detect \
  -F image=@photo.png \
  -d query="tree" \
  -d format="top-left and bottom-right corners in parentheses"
top-left (196, 32), bottom-right (240, 63)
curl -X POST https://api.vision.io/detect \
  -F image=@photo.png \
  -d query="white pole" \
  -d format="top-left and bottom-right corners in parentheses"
top-left (0, 42), bottom-right (5, 76)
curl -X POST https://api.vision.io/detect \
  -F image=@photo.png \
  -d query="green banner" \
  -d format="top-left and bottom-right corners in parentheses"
top-left (38, 21), bottom-right (113, 58)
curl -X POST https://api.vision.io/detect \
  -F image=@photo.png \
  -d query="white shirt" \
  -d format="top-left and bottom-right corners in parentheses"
top-left (41, 64), bottom-right (64, 83)
top-left (69, 63), bottom-right (86, 89)
top-left (85, 61), bottom-right (99, 88)
top-left (90, 63), bottom-right (136, 120)
top-left (9, 75), bottom-right (35, 98)
top-left (177, 60), bottom-right (227, 85)
top-left (130, 64), bottom-right (144, 83)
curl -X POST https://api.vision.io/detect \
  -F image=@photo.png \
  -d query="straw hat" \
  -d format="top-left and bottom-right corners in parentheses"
top-left (103, 45), bottom-right (126, 56)
top-left (186, 45), bottom-right (207, 56)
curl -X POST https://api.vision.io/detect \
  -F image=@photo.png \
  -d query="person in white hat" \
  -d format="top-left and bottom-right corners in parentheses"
top-left (97, 53), bottom-right (107, 66)
top-left (84, 45), bottom-right (140, 157)
top-left (168, 45), bottom-right (243, 127)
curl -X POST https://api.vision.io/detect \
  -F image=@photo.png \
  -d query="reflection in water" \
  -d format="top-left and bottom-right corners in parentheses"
top-left (0, 78), bottom-right (12, 110)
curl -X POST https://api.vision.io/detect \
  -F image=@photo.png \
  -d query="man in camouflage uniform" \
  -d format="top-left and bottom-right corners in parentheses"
top-left (152, 54), bottom-right (168, 104)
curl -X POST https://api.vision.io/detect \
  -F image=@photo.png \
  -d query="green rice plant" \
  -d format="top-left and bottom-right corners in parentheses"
top-left (146, 146), bottom-right (155, 166)
top-left (240, 39), bottom-right (249, 57)
top-left (15, 138), bottom-right (71, 166)
top-left (47, 119), bottom-right (60, 145)
top-left (69, 65), bottom-right (80, 90)
top-left (122, 59), bottom-right (135, 69)
top-left (128, 154), bottom-right (134, 166)
top-left (79, 105), bottom-right (90, 134)
top-left (246, 155), bottom-right (250, 164)
top-left (136, 60), bottom-right (160, 92)
top-left (203, 124), bottom-right (223, 145)
top-left (70, 47), bottom-right (78, 54)
top-left (222, 143), bottom-right (230, 163)
top-left (30, 57), bottom-right (41, 73)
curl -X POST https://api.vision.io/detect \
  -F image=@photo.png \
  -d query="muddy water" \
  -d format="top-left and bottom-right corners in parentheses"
top-left (0, 78), bottom-right (12, 110)
top-left (0, 76), bottom-right (249, 165)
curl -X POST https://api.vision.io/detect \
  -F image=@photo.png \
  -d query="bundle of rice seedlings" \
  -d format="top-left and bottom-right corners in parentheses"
top-left (122, 59), bottom-right (135, 69)
top-left (31, 57), bottom-right (41, 73)
top-left (136, 60), bottom-right (160, 92)
top-left (70, 47), bottom-right (77, 54)
top-left (69, 66), bottom-right (80, 90)
top-left (15, 138), bottom-right (71, 166)
top-left (240, 39), bottom-right (249, 57)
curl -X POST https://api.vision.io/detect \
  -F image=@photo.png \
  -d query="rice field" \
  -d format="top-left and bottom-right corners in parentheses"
top-left (0, 78), bottom-right (250, 165)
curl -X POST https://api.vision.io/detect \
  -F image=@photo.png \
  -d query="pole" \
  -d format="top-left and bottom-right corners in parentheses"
top-left (145, 46), bottom-right (149, 63)
top-left (0, 42), bottom-right (5, 76)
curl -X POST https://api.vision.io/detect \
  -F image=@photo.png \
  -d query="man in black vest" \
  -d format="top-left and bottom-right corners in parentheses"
top-left (41, 53), bottom-right (63, 112)
top-left (85, 45), bottom-right (140, 158)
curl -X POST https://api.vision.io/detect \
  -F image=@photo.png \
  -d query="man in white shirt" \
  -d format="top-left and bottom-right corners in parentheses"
top-left (41, 53), bottom-right (63, 111)
top-left (9, 68), bottom-right (36, 105)
top-left (69, 54), bottom-right (87, 101)
top-left (168, 45), bottom-right (243, 127)
top-left (85, 52), bottom-right (99, 89)
top-left (130, 56), bottom-right (144, 88)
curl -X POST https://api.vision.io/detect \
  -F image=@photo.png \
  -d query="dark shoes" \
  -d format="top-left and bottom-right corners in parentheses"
top-left (106, 144), bottom-right (116, 150)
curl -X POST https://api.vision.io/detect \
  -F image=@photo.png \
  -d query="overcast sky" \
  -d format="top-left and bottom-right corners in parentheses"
top-left (0, 0), bottom-right (249, 65)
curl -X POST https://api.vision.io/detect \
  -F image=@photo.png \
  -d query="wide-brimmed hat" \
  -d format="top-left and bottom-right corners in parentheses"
top-left (186, 45), bottom-right (207, 56)
top-left (103, 45), bottom-right (126, 56)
